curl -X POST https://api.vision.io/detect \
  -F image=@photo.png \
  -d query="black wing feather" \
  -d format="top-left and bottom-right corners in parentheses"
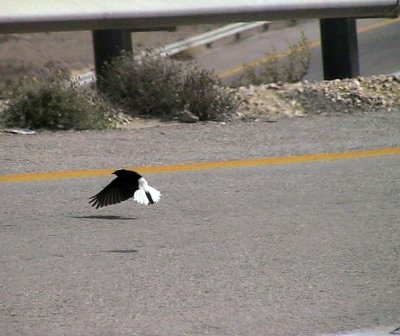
top-left (89, 177), bottom-right (136, 209)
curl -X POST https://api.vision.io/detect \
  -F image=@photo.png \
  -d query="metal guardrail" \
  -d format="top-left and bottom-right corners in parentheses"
top-left (162, 21), bottom-right (269, 56)
top-left (75, 21), bottom-right (270, 84)
top-left (0, 0), bottom-right (398, 34)
top-left (1, 0), bottom-right (398, 80)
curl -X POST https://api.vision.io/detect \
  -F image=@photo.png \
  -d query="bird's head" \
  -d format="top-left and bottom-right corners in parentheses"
top-left (112, 169), bottom-right (131, 178)
top-left (112, 169), bottom-right (142, 179)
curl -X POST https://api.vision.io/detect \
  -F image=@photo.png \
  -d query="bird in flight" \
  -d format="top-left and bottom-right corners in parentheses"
top-left (89, 169), bottom-right (161, 209)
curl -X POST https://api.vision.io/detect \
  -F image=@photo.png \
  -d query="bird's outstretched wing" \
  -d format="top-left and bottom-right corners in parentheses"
top-left (89, 177), bottom-right (136, 209)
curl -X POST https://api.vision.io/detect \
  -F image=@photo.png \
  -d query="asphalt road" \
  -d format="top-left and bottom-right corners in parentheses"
top-left (1, 112), bottom-right (400, 336)
top-left (306, 18), bottom-right (400, 81)
top-left (193, 18), bottom-right (400, 83)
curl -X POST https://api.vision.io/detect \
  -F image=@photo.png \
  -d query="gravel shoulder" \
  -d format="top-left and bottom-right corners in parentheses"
top-left (233, 75), bottom-right (400, 121)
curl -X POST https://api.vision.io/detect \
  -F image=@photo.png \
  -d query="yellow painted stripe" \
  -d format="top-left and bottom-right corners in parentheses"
top-left (357, 17), bottom-right (400, 34)
top-left (1, 147), bottom-right (399, 183)
top-left (218, 18), bottom-right (400, 79)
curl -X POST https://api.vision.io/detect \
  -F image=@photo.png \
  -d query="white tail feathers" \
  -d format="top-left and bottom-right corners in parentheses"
top-left (133, 189), bottom-right (148, 205)
top-left (146, 185), bottom-right (161, 203)
top-left (133, 178), bottom-right (161, 205)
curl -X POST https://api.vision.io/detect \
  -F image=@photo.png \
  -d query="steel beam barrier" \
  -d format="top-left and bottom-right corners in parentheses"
top-left (320, 18), bottom-right (360, 80)
top-left (92, 29), bottom-right (132, 88)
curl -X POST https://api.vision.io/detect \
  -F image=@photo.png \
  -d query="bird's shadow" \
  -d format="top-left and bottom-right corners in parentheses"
top-left (101, 249), bottom-right (139, 254)
top-left (70, 215), bottom-right (137, 220)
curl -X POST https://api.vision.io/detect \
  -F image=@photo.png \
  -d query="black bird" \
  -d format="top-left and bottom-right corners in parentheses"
top-left (89, 169), bottom-right (161, 209)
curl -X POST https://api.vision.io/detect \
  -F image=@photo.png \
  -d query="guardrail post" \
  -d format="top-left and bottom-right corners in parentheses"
top-left (319, 18), bottom-right (360, 80)
top-left (92, 29), bottom-right (132, 87)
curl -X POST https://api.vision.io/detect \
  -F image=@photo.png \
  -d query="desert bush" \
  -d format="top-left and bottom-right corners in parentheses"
top-left (1, 68), bottom-right (112, 130)
top-left (100, 49), bottom-right (237, 121)
top-left (180, 66), bottom-right (235, 121)
top-left (232, 32), bottom-right (311, 87)
top-left (284, 32), bottom-right (311, 82)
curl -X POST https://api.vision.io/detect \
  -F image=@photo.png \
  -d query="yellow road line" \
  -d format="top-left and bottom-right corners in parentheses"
top-left (357, 17), bottom-right (400, 33)
top-left (1, 147), bottom-right (399, 183)
top-left (218, 18), bottom-right (400, 79)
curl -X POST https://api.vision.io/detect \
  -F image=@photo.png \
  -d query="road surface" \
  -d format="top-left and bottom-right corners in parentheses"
top-left (1, 111), bottom-right (400, 336)
top-left (192, 18), bottom-right (400, 83)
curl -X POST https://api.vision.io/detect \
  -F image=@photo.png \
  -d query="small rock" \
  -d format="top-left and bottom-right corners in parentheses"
top-left (3, 128), bottom-right (36, 135)
top-left (177, 110), bottom-right (199, 123)
top-left (267, 83), bottom-right (280, 89)
top-left (294, 110), bottom-right (305, 117)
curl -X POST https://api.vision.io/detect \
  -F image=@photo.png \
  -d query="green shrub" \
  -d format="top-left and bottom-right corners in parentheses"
top-left (1, 68), bottom-right (112, 130)
top-left (100, 49), bottom-right (237, 121)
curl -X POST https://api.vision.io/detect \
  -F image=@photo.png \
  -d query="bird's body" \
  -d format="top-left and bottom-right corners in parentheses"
top-left (89, 169), bottom-right (161, 209)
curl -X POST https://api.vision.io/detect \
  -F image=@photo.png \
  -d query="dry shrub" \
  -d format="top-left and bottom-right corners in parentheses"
top-left (232, 32), bottom-right (311, 87)
top-left (1, 67), bottom-right (112, 130)
top-left (100, 49), bottom-right (237, 121)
